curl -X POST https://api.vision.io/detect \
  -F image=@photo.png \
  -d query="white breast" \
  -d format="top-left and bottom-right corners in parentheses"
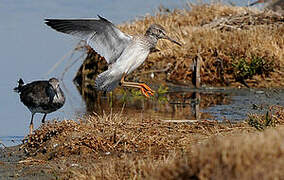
top-left (114, 39), bottom-right (150, 75)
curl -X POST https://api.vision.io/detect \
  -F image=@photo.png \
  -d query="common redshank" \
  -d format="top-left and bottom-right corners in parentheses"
top-left (45, 16), bottom-right (181, 97)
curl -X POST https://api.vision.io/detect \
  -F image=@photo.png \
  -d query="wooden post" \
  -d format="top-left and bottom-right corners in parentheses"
top-left (196, 55), bottom-right (201, 88)
top-left (192, 92), bottom-right (201, 120)
top-left (192, 54), bottom-right (202, 88)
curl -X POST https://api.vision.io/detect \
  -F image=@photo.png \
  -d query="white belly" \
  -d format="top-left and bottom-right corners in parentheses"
top-left (114, 42), bottom-right (150, 75)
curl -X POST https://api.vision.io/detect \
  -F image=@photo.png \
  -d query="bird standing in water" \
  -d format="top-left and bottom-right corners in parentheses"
top-left (14, 78), bottom-right (65, 135)
top-left (45, 16), bottom-right (181, 97)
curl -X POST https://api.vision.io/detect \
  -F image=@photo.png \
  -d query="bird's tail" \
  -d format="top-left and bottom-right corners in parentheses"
top-left (13, 78), bottom-right (25, 93)
top-left (94, 69), bottom-right (121, 92)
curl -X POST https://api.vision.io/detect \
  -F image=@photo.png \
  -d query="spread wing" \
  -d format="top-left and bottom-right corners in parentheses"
top-left (45, 16), bottom-right (132, 64)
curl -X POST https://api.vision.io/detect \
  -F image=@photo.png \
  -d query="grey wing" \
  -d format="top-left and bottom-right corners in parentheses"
top-left (45, 16), bottom-right (132, 64)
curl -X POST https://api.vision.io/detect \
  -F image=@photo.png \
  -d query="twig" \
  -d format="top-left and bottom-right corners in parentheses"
top-left (60, 52), bottom-right (85, 81)
top-left (18, 157), bottom-right (46, 164)
top-left (45, 48), bottom-right (74, 77)
top-left (161, 120), bottom-right (201, 123)
top-left (135, 63), bottom-right (172, 75)
top-left (45, 41), bottom-right (87, 77)
top-left (218, 24), bottom-right (241, 30)
top-left (0, 141), bottom-right (6, 148)
top-left (112, 134), bottom-right (126, 148)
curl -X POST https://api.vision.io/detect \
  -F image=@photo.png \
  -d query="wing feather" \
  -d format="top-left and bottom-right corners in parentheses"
top-left (45, 16), bottom-right (132, 64)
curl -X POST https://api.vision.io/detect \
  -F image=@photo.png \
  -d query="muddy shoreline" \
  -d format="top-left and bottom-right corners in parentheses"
top-left (0, 145), bottom-right (56, 179)
top-left (1, 106), bottom-right (283, 179)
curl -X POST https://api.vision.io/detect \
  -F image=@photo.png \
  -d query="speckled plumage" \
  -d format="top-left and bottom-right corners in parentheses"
top-left (14, 78), bottom-right (65, 134)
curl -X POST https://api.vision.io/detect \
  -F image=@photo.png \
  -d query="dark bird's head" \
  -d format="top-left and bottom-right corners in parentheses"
top-left (49, 78), bottom-right (60, 89)
top-left (145, 24), bottom-right (182, 46)
top-left (49, 78), bottom-right (61, 98)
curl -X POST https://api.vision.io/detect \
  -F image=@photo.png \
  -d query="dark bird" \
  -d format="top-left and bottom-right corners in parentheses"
top-left (45, 16), bottom-right (182, 98)
top-left (14, 78), bottom-right (65, 134)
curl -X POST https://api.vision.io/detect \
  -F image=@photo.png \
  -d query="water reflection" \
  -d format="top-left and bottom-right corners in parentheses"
top-left (74, 77), bottom-right (232, 121)
top-left (71, 47), bottom-right (233, 121)
top-left (71, 45), bottom-right (284, 123)
top-left (72, 45), bottom-right (231, 121)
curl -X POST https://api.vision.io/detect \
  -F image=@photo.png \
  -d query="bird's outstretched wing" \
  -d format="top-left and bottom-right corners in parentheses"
top-left (45, 16), bottom-right (132, 64)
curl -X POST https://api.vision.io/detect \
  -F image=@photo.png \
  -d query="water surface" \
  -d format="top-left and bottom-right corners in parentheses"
top-left (0, 0), bottom-right (264, 145)
top-left (0, 0), bottom-right (187, 137)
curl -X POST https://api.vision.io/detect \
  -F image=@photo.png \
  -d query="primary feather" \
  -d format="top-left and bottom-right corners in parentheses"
top-left (45, 16), bottom-right (132, 64)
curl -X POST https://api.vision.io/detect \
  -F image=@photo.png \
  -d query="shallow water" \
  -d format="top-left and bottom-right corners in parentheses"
top-left (0, 0), bottom-right (268, 145)
top-left (0, 136), bottom-right (24, 148)
top-left (0, 0), bottom-right (189, 137)
top-left (2, 87), bottom-right (283, 147)
top-left (81, 87), bottom-right (284, 122)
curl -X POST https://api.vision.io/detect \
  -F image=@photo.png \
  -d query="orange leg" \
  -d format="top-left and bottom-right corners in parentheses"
top-left (29, 113), bottom-right (35, 135)
top-left (140, 86), bottom-right (154, 97)
top-left (120, 73), bottom-right (155, 98)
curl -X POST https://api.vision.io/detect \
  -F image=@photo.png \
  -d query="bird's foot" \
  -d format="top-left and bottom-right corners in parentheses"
top-left (29, 124), bottom-right (33, 135)
top-left (141, 88), bottom-right (154, 97)
top-left (139, 83), bottom-right (155, 98)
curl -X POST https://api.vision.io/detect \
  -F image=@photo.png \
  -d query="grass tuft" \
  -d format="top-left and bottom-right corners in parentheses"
top-left (233, 56), bottom-right (275, 85)
top-left (247, 106), bottom-right (284, 130)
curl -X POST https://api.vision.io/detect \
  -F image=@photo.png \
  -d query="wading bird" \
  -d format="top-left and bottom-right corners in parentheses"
top-left (14, 78), bottom-right (65, 134)
top-left (45, 16), bottom-right (181, 97)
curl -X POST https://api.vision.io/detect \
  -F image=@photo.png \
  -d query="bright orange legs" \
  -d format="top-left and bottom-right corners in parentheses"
top-left (120, 74), bottom-right (154, 98)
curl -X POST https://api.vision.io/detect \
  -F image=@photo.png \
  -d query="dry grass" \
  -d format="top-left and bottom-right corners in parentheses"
top-left (152, 106), bottom-right (284, 180)
top-left (74, 4), bottom-right (284, 104)
top-left (20, 106), bottom-right (284, 179)
top-left (19, 4), bottom-right (284, 179)
top-left (24, 111), bottom-right (244, 160)
top-left (247, 105), bottom-right (284, 130)
top-left (154, 126), bottom-right (284, 180)
top-left (116, 4), bottom-right (284, 87)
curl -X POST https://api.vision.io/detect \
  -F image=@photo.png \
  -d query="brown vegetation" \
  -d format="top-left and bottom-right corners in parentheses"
top-left (24, 112), bottom-right (243, 160)
top-left (153, 125), bottom-right (284, 180)
top-left (153, 105), bottom-right (284, 180)
top-left (73, 4), bottom-right (284, 113)
top-left (75, 4), bottom-right (284, 90)
top-left (18, 106), bottom-right (284, 179)
top-left (14, 4), bottom-right (284, 179)
top-left (117, 4), bottom-right (284, 88)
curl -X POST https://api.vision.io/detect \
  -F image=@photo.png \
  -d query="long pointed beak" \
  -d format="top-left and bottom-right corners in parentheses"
top-left (165, 35), bottom-right (182, 46)
top-left (248, 0), bottom-right (262, 6)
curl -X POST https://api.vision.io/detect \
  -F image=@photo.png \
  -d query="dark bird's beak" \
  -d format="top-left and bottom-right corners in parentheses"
top-left (55, 91), bottom-right (59, 98)
top-left (164, 35), bottom-right (182, 46)
top-left (248, 0), bottom-right (262, 6)
top-left (51, 86), bottom-right (59, 98)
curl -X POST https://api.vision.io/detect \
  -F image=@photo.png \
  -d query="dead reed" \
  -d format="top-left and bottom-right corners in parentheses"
top-left (116, 4), bottom-right (284, 87)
